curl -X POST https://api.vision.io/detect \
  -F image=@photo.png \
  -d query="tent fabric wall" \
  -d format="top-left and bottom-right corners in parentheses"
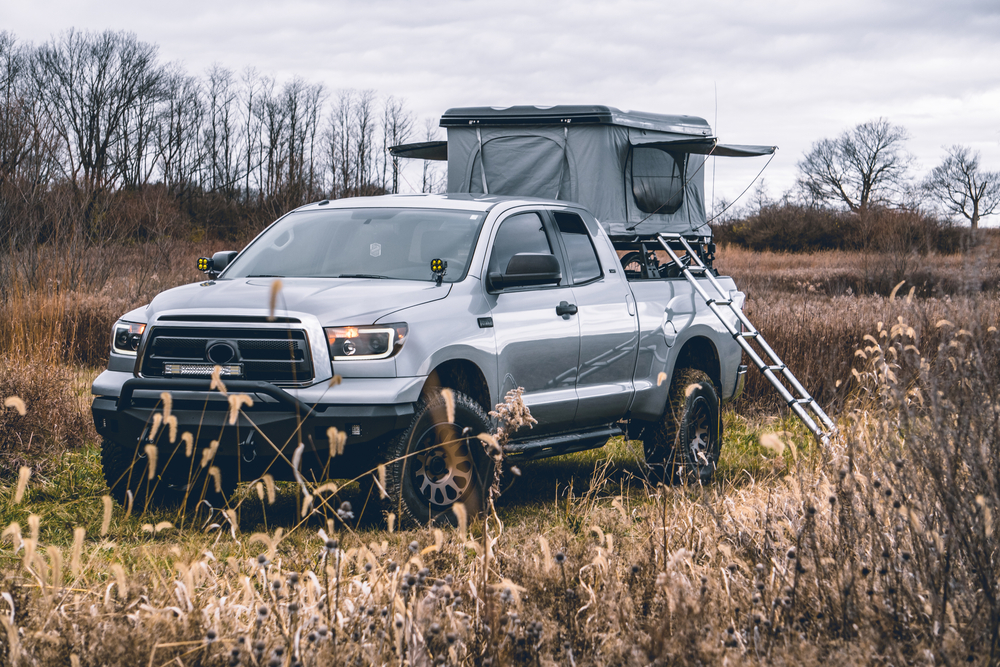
top-left (445, 123), bottom-right (710, 238)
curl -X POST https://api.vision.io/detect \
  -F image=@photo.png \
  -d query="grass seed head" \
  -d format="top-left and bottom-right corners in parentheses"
top-left (3, 395), bottom-right (26, 416)
top-left (144, 444), bottom-right (158, 480)
top-left (101, 495), bottom-right (112, 536)
top-left (201, 440), bottom-right (220, 468)
top-left (13, 466), bottom-right (31, 503)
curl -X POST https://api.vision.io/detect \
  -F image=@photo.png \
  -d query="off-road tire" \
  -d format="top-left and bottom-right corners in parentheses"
top-left (386, 389), bottom-right (494, 527)
top-left (643, 368), bottom-right (722, 485)
top-left (101, 437), bottom-right (235, 510)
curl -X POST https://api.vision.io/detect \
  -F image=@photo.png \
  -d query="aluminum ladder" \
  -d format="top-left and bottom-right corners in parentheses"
top-left (656, 233), bottom-right (837, 444)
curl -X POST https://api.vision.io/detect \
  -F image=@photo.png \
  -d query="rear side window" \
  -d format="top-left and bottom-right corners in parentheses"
top-left (488, 212), bottom-right (553, 275)
top-left (554, 211), bottom-right (601, 284)
top-left (631, 147), bottom-right (686, 215)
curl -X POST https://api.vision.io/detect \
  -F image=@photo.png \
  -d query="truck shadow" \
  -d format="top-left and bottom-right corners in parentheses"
top-left (224, 437), bottom-right (766, 532)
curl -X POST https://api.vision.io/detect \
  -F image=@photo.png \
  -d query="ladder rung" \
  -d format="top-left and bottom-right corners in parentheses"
top-left (788, 398), bottom-right (813, 406)
top-left (764, 364), bottom-right (787, 372)
top-left (706, 299), bottom-right (732, 306)
top-left (735, 331), bottom-right (759, 339)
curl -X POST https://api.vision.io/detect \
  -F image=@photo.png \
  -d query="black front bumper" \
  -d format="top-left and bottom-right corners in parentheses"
top-left (92, 378), bottom-right (415, 480)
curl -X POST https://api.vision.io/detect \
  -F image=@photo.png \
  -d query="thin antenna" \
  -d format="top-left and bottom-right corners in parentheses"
top-left (712, 82), bottom-right (718, 221)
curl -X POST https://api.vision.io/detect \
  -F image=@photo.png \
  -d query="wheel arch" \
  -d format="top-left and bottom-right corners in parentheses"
top-left (671, 335), bottom-right (722, 394)
top-left (422, 358), bottom-right (492, 413)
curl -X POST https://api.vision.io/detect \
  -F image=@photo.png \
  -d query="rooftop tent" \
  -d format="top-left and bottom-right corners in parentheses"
top-left (391, 105), bottom-right (775, 239)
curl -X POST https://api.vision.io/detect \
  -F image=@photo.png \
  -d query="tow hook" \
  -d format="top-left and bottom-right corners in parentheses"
top-left (242, 431), bottom-right (257, 463)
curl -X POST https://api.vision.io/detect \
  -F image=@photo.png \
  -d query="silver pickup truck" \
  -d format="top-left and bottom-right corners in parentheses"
top-left (91, 194), bottom-right (746, 522)
top-left (92, 105), bottom-right (761, 524)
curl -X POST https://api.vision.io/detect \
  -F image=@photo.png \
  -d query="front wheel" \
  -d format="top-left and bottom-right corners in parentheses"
top-left (643, 368), bottom-right (721, 485)
top-left (386, 390), bottom-right (494, 526)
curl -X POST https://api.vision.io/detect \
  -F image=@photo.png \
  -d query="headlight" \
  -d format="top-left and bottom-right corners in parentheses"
top-left (325, 323), bottom-right (407, 361)
top-left (112, 321), bottom-right (145, 356)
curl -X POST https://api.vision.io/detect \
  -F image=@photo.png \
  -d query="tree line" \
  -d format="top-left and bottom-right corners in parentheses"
top-left (2, 29), bottom-right (997, 250)
top-left (712, 118), bottom-right (999, 253)
top-left (0, 29), bottom-right (443, 245)
top-left (795, 117), bottom-right (999, 230)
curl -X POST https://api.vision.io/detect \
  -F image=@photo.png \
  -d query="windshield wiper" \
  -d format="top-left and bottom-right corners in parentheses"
top-left (338, 274), bottom-right (388, 279)
top-left (246, 274), bottom-right (284, 278)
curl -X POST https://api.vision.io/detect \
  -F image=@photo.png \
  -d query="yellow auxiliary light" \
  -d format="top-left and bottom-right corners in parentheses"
top-left (430, 258), bottom-right (448, 285)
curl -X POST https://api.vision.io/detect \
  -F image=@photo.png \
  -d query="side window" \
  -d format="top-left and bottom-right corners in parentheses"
top-left (554, 211), bottom-right (601, 284)
top-left (488, 212), bottom-right (553, 275)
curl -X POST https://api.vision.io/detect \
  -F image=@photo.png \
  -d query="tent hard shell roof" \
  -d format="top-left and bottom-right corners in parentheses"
top-left (440, 105), bottom-right (713, 136)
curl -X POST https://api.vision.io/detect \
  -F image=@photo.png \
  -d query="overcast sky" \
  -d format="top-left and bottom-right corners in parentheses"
top-left (5, 0), bottom-right (999, 216)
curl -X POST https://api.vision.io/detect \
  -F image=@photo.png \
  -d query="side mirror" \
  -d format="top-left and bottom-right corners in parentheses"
top-left (212, 251), bottom-right (238, 272)
top-left (488, 253), bottom-right (561, 291)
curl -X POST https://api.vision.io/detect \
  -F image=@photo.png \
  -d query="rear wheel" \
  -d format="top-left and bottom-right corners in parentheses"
top-left (386, 390), bottom-right (494, 526)
top-left (643, 368), bottom-right (721, 485)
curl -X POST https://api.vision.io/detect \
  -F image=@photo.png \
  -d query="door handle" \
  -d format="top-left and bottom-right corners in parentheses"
top-left (556, 301), bottom-right (578, 319)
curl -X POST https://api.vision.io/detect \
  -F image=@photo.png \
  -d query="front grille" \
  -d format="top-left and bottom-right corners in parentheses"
top-left (140, 326), bottom-right (314, 384)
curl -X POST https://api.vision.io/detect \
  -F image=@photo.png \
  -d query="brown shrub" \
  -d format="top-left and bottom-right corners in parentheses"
top-left (712, 202), bottom-right (963, 255)
top-left (0, 355), bottom-right (92, 476)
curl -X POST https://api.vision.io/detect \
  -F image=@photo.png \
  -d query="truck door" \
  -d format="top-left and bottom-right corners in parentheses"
top-left (484, 211), bottom-right (580, 435)
top-left (550, 210), bottom-right (638, 428)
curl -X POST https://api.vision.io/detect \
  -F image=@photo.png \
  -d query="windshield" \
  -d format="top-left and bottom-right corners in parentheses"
top-left (223, 207), bottom-right (487, 282)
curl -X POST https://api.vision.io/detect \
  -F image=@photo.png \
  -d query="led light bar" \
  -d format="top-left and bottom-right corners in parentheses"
top-left (163, 363), bottom-right (243, 377)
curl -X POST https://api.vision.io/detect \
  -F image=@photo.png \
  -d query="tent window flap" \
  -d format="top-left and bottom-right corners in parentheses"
top-left (631, 147), bottom-right (686, 215)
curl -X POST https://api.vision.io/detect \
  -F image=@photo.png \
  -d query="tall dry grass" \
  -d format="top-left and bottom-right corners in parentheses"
top-left (716, 238), bottom-right (1000, 297)
top-left (1, 316), bottom-right (998, 665)
top-left (0, 235), bottom-right (999, 664)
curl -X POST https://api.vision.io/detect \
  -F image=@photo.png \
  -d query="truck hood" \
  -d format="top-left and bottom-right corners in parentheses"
top-left (145, 277), bottom-right (452, 325)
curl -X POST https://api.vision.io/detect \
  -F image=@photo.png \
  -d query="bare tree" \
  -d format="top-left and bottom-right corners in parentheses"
top-left (256, 76), bottom-right (287, 201)
top-left (0, 31), bottom-right (60, 250)
top-left (33, 30), bottom-right (162, 195)
top-left (328, 89), bottom-right (355, 198)
top-left (203, 64), bottom-right (244, 198)
top-left (381, 95), bottom-right (413, 194)
top-left (0, 32), bottom-right (35, 188)
top-left (156, 64), bottom-right (203, 197)
top-left (327, 89), bottom-right (379, 198)
top-left (282, 77), bottom-right (325, 204)
top-left (797, 118), bottom-right (912, 212)
top-left (115, 63), bottom-right (165, 189)
top-left (421, 117), bottom-right (445, 194)
top-left (239, 67), bottom-right (263, 203)
top-left (353, 89), bottom-right (377, 194)
top-left (923, 145), bottom-right (1000, 231)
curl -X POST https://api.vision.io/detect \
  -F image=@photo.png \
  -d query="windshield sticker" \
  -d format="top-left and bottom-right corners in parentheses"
top-left (370, 243), bottom-right (381, 257)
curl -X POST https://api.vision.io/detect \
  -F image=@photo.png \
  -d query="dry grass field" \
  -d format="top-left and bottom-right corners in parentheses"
top-left (1, 235), bottom-right (999, 665)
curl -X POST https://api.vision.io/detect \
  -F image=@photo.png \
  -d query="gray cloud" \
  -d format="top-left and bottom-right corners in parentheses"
top-left (6, 0), bottom-right (999, 207)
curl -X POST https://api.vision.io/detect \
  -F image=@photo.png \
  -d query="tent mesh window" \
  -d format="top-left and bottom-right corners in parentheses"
top-left (470, 136), bottom-right (566, 199)
top-left (630, 147), bottom-right (686, 215)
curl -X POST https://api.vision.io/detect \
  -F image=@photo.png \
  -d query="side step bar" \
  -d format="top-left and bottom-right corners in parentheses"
top-left (505, 425), bottom-right (623, 461)
top-left (656, 233), bottom-right (837, 444)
